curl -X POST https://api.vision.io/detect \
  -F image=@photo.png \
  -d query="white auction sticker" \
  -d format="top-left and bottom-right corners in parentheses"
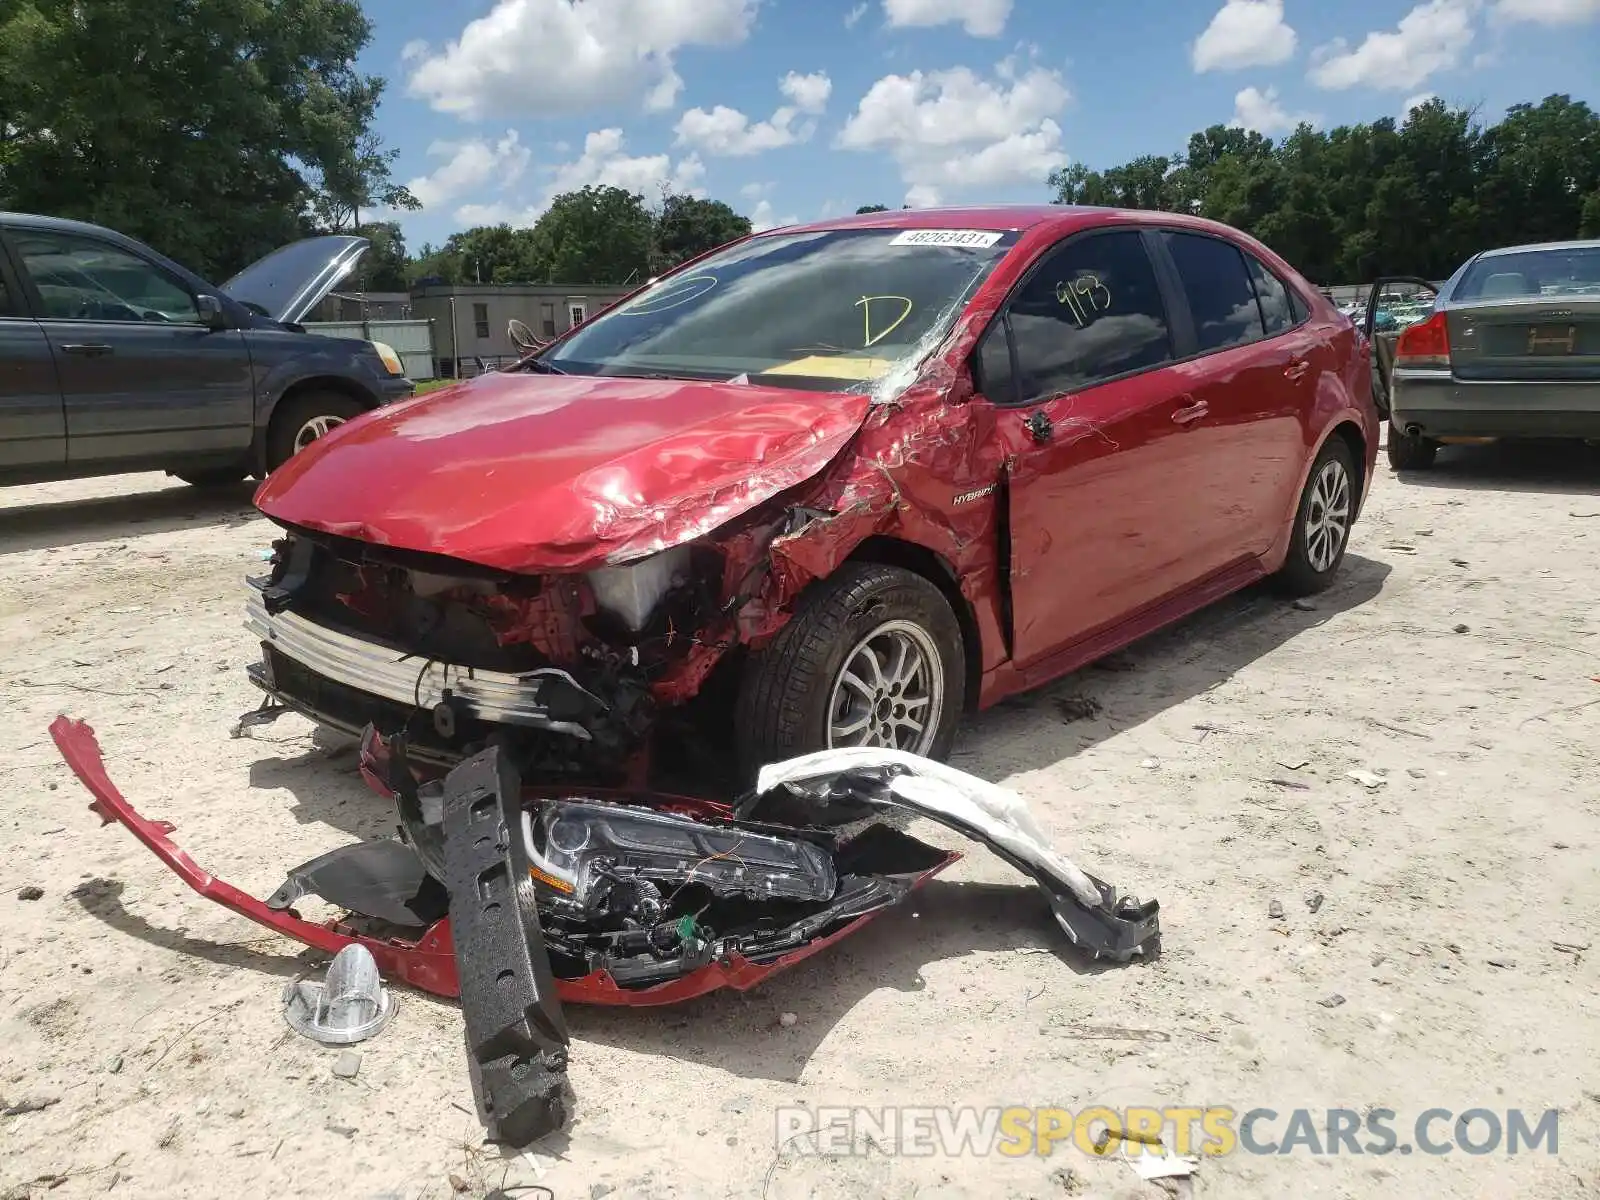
top-left (888, 229), bottom-right (1004, 249)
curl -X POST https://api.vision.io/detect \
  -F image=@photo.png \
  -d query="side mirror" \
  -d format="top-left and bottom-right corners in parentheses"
top-left (196, 294), bottom-right (228, 331)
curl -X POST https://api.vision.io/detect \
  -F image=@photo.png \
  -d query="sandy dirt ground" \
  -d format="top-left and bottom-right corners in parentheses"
top-left (2, 443), bottom-right (1598, 1200)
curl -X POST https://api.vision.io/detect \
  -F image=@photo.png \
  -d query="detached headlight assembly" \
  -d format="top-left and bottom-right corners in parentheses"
top-left (585, 546), bottom-right (692, 633)
top-left (370, 340), bottom-right (405, 376)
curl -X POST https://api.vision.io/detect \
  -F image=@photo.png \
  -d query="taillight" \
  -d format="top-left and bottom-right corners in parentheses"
top-left (1395, 311), bottom-right (1450, 367)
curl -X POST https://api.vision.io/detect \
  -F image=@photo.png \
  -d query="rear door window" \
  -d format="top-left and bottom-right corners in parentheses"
top-left (1000, 230), bottom-right (1174, 403)
top-left (1164, 232), bottom-right (1266, 352)
top-left (1246, 255), bottom-right (1297, 335)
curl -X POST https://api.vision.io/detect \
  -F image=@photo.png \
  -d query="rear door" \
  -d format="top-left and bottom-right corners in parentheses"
top-left (1362, 276), bottom-right (1438, 413)
top-left (10, 227), bottom-right (254, 467)
top-left (1153, 231), bottom-right (1313, 562)
top-left (0, 230), bottom-right (65, 470)
top-left (977, 228), bottom-right (1208, 667)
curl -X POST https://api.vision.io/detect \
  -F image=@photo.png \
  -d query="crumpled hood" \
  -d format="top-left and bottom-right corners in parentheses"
top-left (254, 371), bottom-right (871, 571)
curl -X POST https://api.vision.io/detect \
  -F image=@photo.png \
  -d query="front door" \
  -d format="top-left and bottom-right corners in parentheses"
top-left (10, 227), bottom-right (254, 467)
top-left (976, 228), bottom-right (1205, 668)
top-left (0, 244), bottom-right (64, 471)
top-left (1363, 275), bottom-right (1438, 415)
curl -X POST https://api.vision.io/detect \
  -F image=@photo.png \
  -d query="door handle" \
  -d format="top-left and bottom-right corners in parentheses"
top-left (61, 343), bottom-right (114, 357)
top-left (1285, 359), bottom-right (1310, 381)
top-left (1171, 400), bottom-right (1209, 425)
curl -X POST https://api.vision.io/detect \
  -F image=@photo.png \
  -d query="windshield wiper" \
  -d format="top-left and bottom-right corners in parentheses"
top-left (520, 357), bottom-right (566, 375)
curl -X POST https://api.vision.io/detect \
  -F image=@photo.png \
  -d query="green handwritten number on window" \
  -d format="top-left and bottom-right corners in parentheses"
top-left (1054, 274), bottom-right (1112, 328)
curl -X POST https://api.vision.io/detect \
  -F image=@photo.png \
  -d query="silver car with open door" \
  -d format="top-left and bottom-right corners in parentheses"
top-left (1368, 240), bottom-right (1600, 470)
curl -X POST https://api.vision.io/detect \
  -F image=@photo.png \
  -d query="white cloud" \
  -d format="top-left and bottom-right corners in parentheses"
top-left (882, 0), bottom-right (1013, 38)
top-left (837, 59), bottom-right (1071, 206)
top-left (1192, 1), bottom-right (1298, 72)
top-left (780, 71), bottom-right (833, 114)
top-left (549, 128), bottom-right (705, 200)
top-left (1491, 0), bottom-right (1600, 21)
top-left (845, 2), bottom-right (869, 28)
top-left (1309, 0), bottom-right (1478, 91)
top-left (405, 131), bottom-right (531, 211)
top-left (749, 199), bottom-right (799, 232)
top-left (444, 130), bottom-right (707, 230)
top-left (406, 0), bottom-right (756, 120)
top-left (400, 39), bottom-right (429, 64)
top-left (1401, 91), bottom-right (1439, 119)
top-left (1229, 86), bottom-right (1319, 134)
top-left (676, 73), bottom-right (831, 157)
top-left (740, 181), bottom-right (774, 201)
top-left (675, 105), bottom-right (810, 155)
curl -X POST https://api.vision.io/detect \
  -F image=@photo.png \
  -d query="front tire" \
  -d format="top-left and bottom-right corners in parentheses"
top-left (1275, 438), bottom-right (1357, 597)
top-left (265, 390), bottom-right (366, 473)
top-left (1387, 428), bottom-right (1437, 471)
top-left (735, 563), bottom-right (965, 776)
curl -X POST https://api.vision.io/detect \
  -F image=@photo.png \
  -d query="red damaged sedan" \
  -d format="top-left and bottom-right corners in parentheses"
top-left (242, 206), bottom-right (1377, 789)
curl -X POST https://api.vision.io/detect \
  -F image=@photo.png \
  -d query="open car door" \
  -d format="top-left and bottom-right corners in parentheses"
top-left (1363, 276), bottom-right (1439, 417)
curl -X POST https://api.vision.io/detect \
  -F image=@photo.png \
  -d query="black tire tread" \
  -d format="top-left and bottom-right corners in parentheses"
top-left (1273, 437), bottom-right (1358, 597)
top-left (1387, 429), bottom-right (1437, 471)
top-left (735, 562), bottom-right (964, 776)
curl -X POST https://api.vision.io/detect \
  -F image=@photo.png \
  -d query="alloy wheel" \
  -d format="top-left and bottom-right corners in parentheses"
top-left (826, 619), bottom-right (946, 754)
top-left (293, 414), bottom-right (346, 454)
top-left (1304, 458), bottom-right (1352, 573)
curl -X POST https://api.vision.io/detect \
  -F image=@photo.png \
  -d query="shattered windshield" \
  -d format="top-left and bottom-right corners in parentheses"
top-left (539, 227), bottom-right (1020, 391)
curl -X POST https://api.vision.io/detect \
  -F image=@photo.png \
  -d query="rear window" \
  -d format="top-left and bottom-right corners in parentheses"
top-left (1163, 232), bottom-right (1265, 352)
top-left (1455, 247), bottom-right (1600, 301)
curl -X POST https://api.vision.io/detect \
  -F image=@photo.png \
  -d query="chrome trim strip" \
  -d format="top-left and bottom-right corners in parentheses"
top-left (244, 591), bottom-right (593, 737)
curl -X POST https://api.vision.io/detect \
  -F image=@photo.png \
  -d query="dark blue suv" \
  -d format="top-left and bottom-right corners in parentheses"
top-left (0, 213), bottom-right (414, 488)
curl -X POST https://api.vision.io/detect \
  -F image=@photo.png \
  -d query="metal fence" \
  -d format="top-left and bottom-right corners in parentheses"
top-left (303, 318), bottom-right (437, 380)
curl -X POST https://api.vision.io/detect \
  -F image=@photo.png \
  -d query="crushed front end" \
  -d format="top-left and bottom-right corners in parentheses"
top-left (243, 522), bottom-right (774, 789)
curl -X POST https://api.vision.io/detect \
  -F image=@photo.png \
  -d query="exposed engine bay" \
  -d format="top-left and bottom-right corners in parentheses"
top-left (49, 716), bottom-right (1160, 1149)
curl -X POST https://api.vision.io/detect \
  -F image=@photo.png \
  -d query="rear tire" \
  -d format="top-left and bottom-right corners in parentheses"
top-left (1274, 437), bottom-right (1357, 597)
top-left (265, 390), bottom-right (366, 473)
top-left (735, 563), bottom-right (965, 778)
top-left (1387, 428), bottom-right (1438, 471)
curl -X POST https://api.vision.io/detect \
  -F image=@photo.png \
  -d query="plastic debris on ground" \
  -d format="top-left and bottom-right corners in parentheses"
top-left (283, 944), bottom-right (396, 1046)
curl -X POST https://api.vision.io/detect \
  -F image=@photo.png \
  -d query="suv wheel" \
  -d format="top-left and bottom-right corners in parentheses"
top-left (1275, 438), bottom-right (1357, 597)
top-left (265, 391), bottom-right (366, 472)
top-left (735, 563), bottom-right (965, 776)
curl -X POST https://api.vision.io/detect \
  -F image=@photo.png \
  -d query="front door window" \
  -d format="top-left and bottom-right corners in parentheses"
top-left (15, 231), bottom-right (198, 324)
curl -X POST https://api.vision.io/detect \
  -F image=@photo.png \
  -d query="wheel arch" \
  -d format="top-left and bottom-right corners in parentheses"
top-left (255, 376), bottom-right (380, 474)
top-left (1325, 419), bottom-right (1369, 518)
top-left (846, 535), bottom-right (983, 713)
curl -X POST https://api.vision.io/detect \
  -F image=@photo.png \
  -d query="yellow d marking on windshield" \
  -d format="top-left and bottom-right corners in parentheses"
top-left (857, 295), bottom-right (914, 347)
top-left (763, 355), bottom-right (895, 380)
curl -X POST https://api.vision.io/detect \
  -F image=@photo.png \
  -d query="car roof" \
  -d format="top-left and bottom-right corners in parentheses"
top-left (776, 204), bottom-right (1247, 240)
top-left (1475, 238), bottom-right (1600, 259)
top-left (0, 210), bottom-right (126, 238)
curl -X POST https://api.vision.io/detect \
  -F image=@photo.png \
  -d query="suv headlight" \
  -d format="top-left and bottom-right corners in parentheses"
top-left (370, 340), bottom-right (405, 376)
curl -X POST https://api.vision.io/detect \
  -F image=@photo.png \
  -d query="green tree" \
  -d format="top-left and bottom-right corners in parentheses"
top-left (0, 0), bottom-right (414, 279)
top-left (1047, 94), bottom-right (1600, 283)
top-left (651, 194), bottom-right (751, 273)
top-left (353, 221), bottom-right (408, 292)
top-left (855, 204), bottom-right (890, 214)
top-left (527, 185), bottom-right (654, 285)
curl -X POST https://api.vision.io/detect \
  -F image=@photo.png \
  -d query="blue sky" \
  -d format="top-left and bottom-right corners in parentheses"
top-left (363, 0), bottom-right (1600, 249)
